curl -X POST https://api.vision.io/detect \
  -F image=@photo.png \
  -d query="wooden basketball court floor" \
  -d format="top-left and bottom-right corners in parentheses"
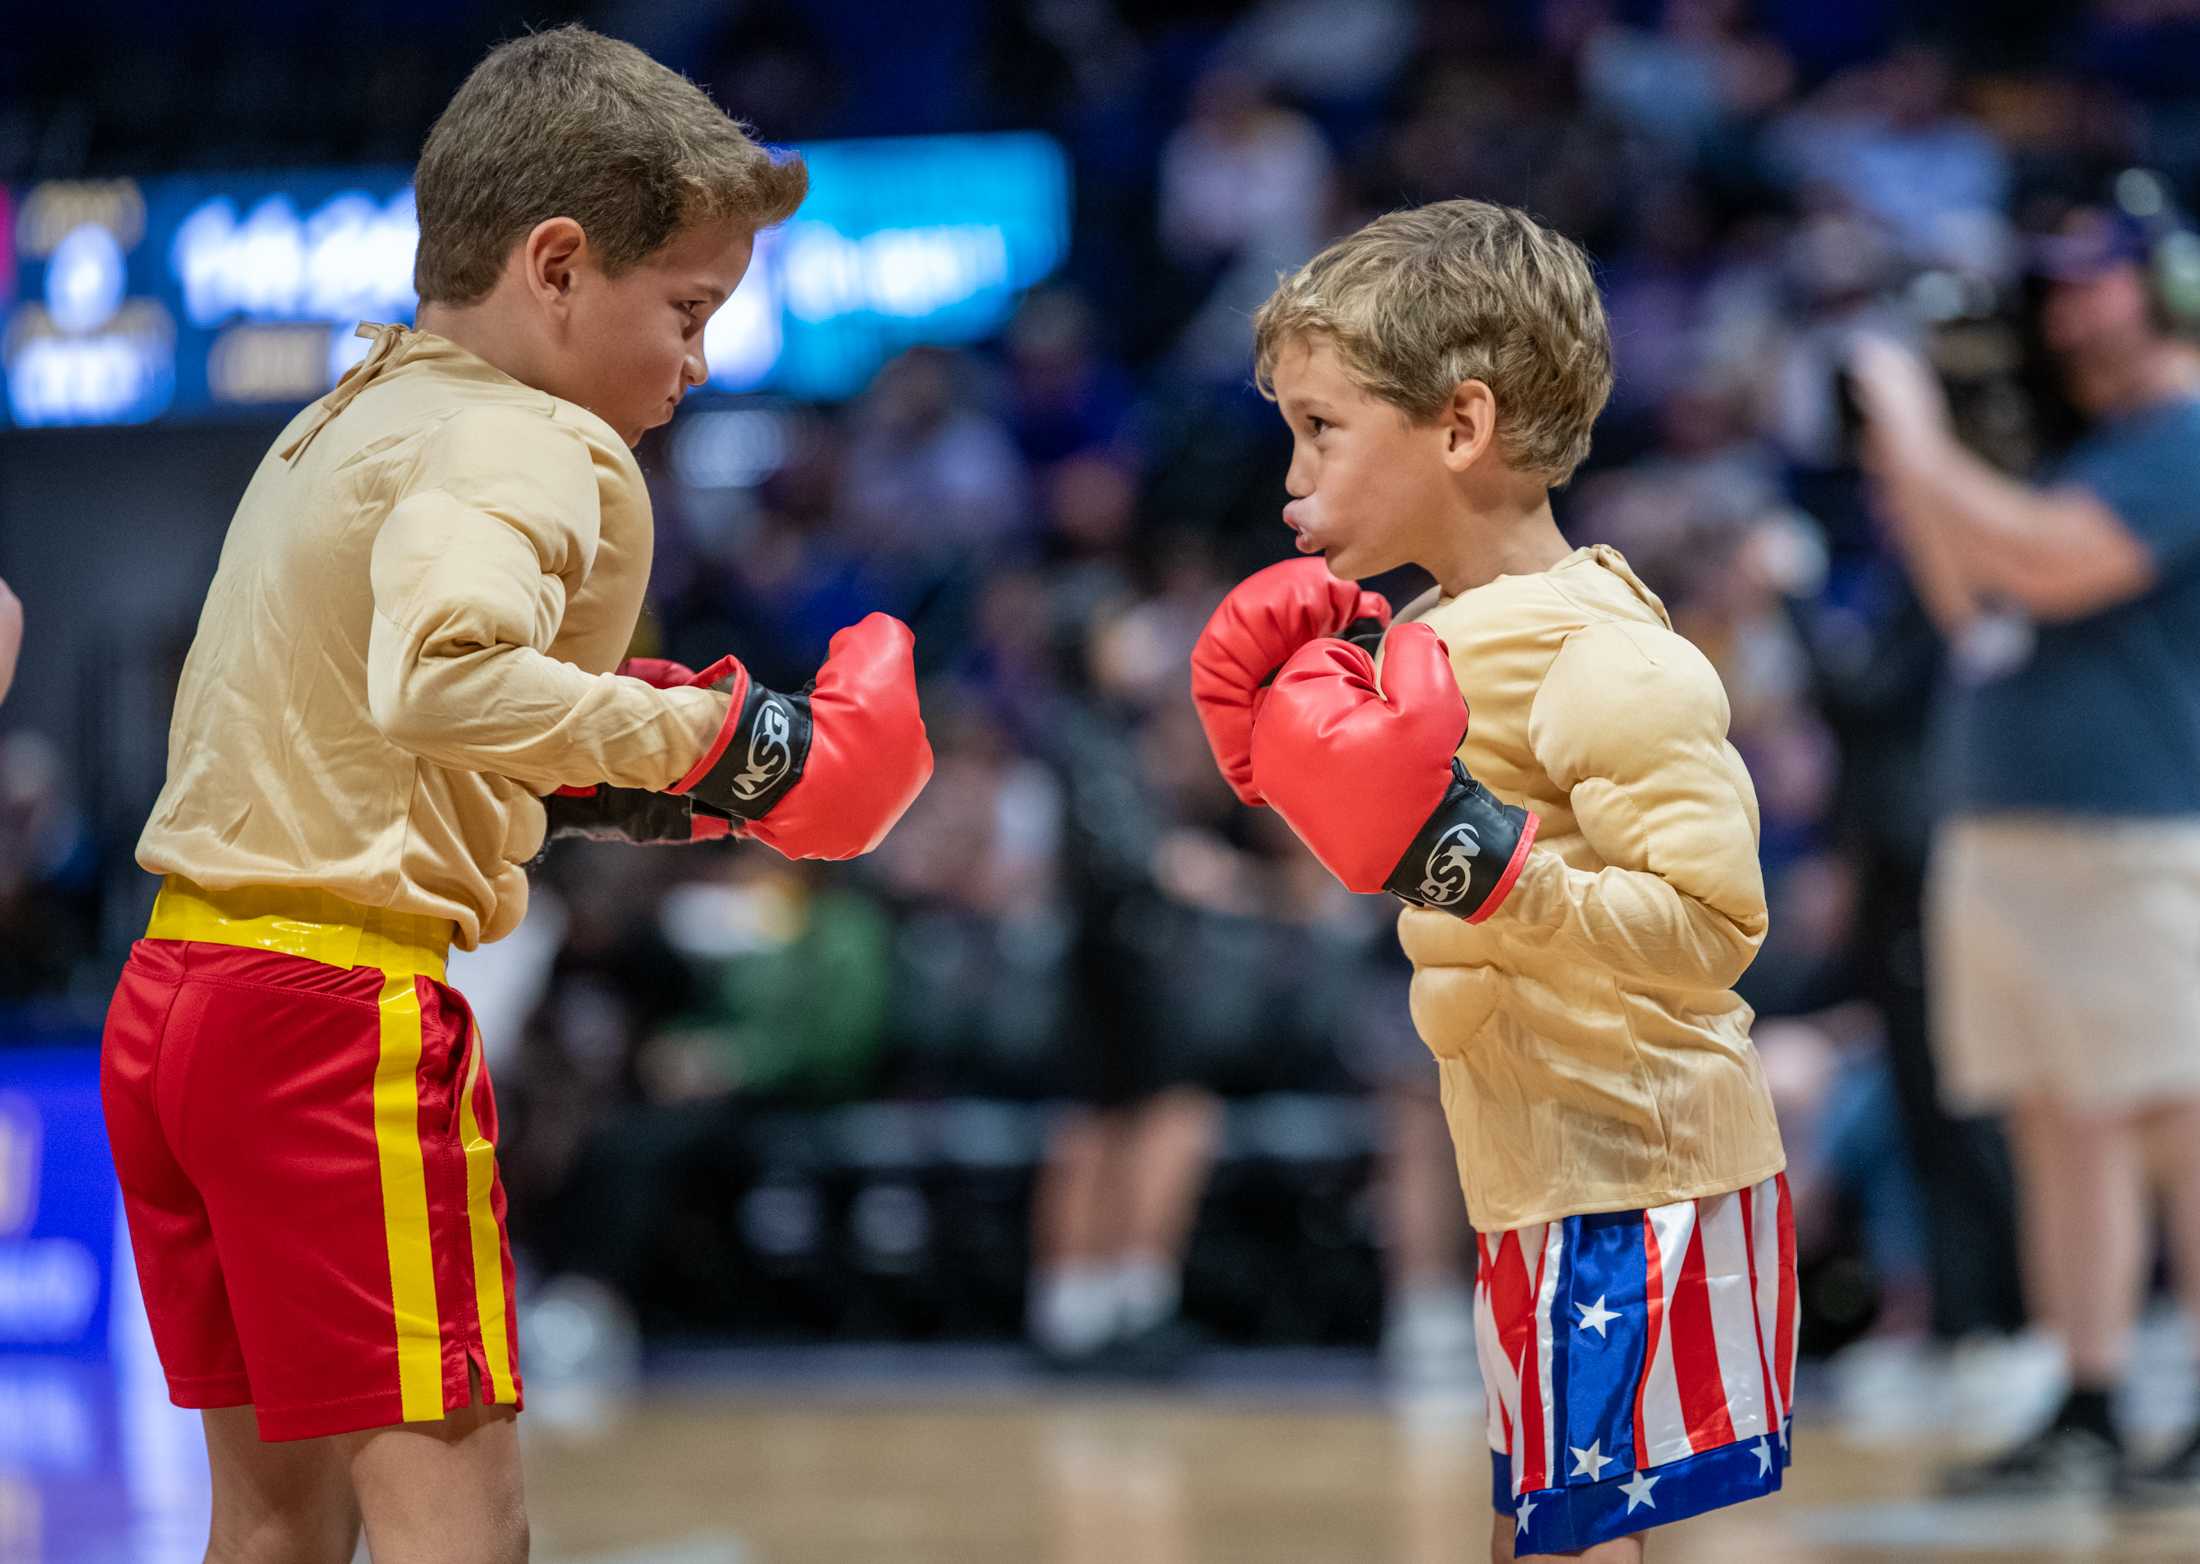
top-left (510, 1388), bottom-right (2200, 1564)
top-left (24, 1350), bottom-right (2200, 1561)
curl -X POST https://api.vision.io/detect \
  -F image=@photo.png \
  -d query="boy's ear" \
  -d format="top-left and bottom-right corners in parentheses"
top-left (1440, 379), bottom-right (1499, 474)
top-left (520, 217), bottom-right (588, 310)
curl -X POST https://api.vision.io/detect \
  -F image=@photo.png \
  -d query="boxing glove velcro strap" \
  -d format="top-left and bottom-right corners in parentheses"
top-left (671, 677), bottom-right (816, 822)
top-left (1339, 616), bottom-right (1389, 655)
top-left (1255, 619), bottom-right (1390, 690)
top-left (1382, 761), bottom-right (1540, 923)
top-left (544, 787), bottom-right (721, 845)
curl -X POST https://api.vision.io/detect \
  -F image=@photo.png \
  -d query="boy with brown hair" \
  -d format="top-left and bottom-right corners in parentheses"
top-left (1191, 200), bottom-right (1794, 1560)
top-left (99, 26), bottom-right (932, 1564)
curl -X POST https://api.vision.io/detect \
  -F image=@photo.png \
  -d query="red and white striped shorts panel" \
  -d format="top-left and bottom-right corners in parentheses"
top-left (1474, 1172), bottom-right (1798, 1497)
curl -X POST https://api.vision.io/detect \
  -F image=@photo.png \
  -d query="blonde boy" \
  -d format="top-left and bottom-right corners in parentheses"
top-left (1191, 200), bottom-right (1792, 1561)
top-left (100, 27), bottom-right (931, 1564)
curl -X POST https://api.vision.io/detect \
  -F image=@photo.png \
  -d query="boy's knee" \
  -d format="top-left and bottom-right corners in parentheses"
top-left (463, 1510), bottom-right (529, 1564)
top-left (207, 1508), bottom-right (361, 1564)
top-left (490, 1501), bottom-right (531, 1564)
top-left (368, 1509), bottom-right (527, 1564)
top-left (379, 1488), bottom-right (528, 1564)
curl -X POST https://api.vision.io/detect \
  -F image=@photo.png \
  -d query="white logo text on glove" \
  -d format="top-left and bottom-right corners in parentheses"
top-left (1418, 822), bottom-right (1482, 907)
top-left (733, 698), bottom-right (794, 801)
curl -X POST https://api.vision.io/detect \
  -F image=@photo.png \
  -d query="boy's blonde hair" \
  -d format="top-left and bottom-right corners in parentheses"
top-left (1252, 199), bottom-right (1613, 485)
top-left (413, 25), bottom-right (809, 305)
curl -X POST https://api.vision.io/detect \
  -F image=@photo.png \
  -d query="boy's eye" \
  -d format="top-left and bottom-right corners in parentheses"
top-left (1307, 416), bottom-right (1329, 437)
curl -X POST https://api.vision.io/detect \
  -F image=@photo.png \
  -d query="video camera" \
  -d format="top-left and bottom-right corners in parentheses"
top-left (1834, 168), bottom-right (2200, 472)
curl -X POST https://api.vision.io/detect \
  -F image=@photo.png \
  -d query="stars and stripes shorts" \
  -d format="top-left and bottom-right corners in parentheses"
top-left (1476, 1172), bottom-right (1797, 1556)
top-left (101, 878), bottom-right (522, 1441)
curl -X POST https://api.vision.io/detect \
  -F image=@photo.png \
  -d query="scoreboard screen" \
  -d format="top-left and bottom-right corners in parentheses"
top-left (0, 133), bottom-right (1070, 428)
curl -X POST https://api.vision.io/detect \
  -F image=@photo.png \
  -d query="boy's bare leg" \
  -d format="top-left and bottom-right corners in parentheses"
top-left (1488, 1511), bottom-right (1645, 1563)
top-left (346, 1401), bottom-right (526, 1564)
top-left (202, 1408), bottom-right (359, 1564)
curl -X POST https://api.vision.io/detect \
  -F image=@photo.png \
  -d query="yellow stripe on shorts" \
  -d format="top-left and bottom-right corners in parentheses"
top-left (373, 970), bottom-right (445, 1423)
top-left (457, 1033), bottom-right (516, 1403)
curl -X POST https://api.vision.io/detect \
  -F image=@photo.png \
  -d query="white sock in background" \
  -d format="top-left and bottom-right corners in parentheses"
top-left (1030, 1262), bottom-right (1118, 1356)
top-left (1384, 1279), bottom-right (1480, 1386)
top-left (1113, 1252), bottom-right (1181, 1337)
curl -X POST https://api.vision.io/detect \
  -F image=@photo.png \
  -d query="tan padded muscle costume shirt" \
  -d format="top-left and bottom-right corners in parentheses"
top-left (1385, 545), bottom-right (1786, 1231)
top-left (137, 324), bottom-right (730, 948)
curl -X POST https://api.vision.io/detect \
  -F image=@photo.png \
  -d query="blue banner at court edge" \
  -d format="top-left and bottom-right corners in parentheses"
top-left (0, 1049), bottom-right (117, 1357)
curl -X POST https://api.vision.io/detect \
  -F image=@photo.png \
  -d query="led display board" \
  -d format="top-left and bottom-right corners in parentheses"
top-left (0, 133), bottom-right (1069, 427)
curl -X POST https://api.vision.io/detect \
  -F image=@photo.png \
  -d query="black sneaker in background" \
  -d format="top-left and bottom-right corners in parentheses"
top-left (2119, 1425), bottom-right (2200, 1507)
top-left (1941, 1423), bottom-right (2124, 1498)
top-left (1095, 1316), bottom-right (1200, 1381)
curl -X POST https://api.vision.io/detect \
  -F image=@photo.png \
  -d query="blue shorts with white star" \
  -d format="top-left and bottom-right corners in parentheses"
top-left (1494, 1416), bottom-right (1791, 1556)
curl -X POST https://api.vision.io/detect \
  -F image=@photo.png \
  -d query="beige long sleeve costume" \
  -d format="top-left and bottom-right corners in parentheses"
top-left (137, 324), bottom-right (729, 947)
top-left (1388, 545), bottom-right (1786, 1231)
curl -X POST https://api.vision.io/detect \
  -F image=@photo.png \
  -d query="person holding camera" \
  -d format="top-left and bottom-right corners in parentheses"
top-left (1849, 200), bottom-right (2200, 1499)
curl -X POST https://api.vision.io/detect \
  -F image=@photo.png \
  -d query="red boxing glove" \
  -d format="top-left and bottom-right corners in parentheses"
top-left (668, 613), bottom-right (933, 861)
top-left (1250, 624), bottom-right (1538, 922)
top-left (1190, 559), bottom-right (1390, 806)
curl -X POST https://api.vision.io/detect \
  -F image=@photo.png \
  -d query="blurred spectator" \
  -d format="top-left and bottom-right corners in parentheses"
top-left (1348, 940), bottom-right (1482, 1405)
top-left (1593, 177), bottom-right (1730, 434)
top-left (1579, 0), bottom-right (1795, 156)
top-left (1768, 42), bottom-right (2013, 271)
top-left (647, 858), bottom-right (896, 1103)
top-left (1221, 0), bottom-right (1417, 150)
top-left (1801, 557), bottom-right (2029, 1349)
top-left (839, 348), bottom-right (1031, 562)
top-left (1006, 289), bottom-right (1137, 466)
top-left (1762, 209), bottom-right (1913, 475)
top-left (1158, 68), bottom-right (1332, 272)
top-left (0, 732), bottom-right (100, 1005)
top-left (1852, 192), bottom-right (2200, 1496)
top-left (1023, 593), bottom-right (1237, 1371)
top-left (1159, 68), bottom-right (1336, 380)
top-left (525, 852), bottom-right (900, 1316)
top-left (836, 347), bottom-right (1033, 661)
top-left (498, 849), bottom-right (701, 1256)
top-left (869, 690), bottom-right (1067, 1087)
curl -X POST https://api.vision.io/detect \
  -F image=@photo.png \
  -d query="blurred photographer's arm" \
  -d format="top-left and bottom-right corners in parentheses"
top-left (1870, 452), bottom-right (1985, 636)
top-left (1849, 337), bottom-right (2157, 624)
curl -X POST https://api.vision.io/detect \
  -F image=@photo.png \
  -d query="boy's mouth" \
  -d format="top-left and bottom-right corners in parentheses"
top-left (1284, 504), bottom-right (1324, 554)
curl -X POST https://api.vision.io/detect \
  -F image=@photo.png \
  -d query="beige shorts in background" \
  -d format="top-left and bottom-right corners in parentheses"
top-left (1928, 816), bottom-right (2200, 1114)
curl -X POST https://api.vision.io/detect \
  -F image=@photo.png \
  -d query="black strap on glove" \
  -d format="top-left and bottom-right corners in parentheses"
top-left (1382, 761), bottom-right (1535, 918)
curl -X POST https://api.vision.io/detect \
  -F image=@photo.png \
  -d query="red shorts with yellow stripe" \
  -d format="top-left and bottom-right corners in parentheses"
top-left (100, 878), bottom-right (522, 1442)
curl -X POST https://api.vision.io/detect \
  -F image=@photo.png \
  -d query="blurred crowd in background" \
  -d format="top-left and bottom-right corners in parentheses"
top-left (7, 0), bottom-right (2200, 1420)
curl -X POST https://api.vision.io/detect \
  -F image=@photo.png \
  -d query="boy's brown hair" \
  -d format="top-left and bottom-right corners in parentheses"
top-left (1252, 199), bottom-right (1613, 485)
top-left (413, 25), bottom-right (808, 305)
